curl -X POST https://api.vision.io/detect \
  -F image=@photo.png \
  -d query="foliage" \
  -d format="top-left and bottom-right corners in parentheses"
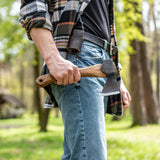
top-left (114, 0), bottom-right (145, 86)
top-left (0, 114), bottom-right (160, 160)
top-left (115, 0), bottom-right (146, 54)
top-left (0, 0), bottom-right (159, 130)
top-left (0, 0), bottom-right (31, 62)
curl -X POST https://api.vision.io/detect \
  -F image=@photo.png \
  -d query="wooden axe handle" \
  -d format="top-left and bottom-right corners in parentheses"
top-left (36, 64), bottom-right (106, 87)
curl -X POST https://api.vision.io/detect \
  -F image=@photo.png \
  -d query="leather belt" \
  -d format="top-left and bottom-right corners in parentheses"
top-left (67, 29), bottom-right (118, 55)
top-left (83, 31), bottom-right (118, 55)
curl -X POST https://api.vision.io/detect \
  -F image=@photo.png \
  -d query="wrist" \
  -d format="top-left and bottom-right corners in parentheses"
top-left (43, 45), bottom-right (61, 64)
top-left (30, 28), bottom-right (61, 64)
top-left (44, 52), bottom-right (64, 68)
top-left (43, 42), bottom-right (59, 58)
top-left (45, 54), bottom-right (59, 65)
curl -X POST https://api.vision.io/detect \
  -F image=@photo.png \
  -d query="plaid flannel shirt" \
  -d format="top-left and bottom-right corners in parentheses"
top-left (19, 0), bottom-right (123, 116)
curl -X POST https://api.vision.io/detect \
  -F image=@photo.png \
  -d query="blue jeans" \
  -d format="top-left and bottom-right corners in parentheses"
top-left (51, 41), bottom-right (110, 160)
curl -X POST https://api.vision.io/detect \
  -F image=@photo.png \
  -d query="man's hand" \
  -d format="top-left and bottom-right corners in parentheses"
top-left (30, 28), bottom-right (81, 85)
top-left (46, 54), bottom-right (80, 85)
top-left (120, 80), bottom-right (131, 109)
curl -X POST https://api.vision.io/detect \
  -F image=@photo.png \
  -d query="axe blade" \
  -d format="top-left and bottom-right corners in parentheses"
top-left (100, 59), bottom-right (120, 96)
top-left (101, 75), bottom-right (120, 96)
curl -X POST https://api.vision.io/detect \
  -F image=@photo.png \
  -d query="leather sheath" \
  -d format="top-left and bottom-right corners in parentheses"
top-left (67, 29), bottom-right (84, 54)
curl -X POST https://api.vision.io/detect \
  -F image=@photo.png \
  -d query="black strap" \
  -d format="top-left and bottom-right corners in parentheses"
top-left (68, 29), bottom-right (118, 55)
top-left (83, 31), bottom-right (118, 55)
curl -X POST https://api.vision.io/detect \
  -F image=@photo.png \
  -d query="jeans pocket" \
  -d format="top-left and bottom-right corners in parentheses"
top-left (51, 84), bottom-right (65, 107)
top-left (77, 41), bottom-right (105, 67)
top-left (79, 41), bottom-right (104, 58)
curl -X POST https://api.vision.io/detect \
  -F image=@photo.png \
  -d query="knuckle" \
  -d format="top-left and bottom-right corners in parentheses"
top-left (73, 66), bottom-right (78, 71)
top-left (75, 76), bottom-right (80, 81)
top-left (56, 73), bottom-right (67, 79)
top-left (55, 75), bottom-right (62, 80)
top-left (62, 73), bottom-right (68, 77)
top-left (68, 68), bottom-right (73, 73)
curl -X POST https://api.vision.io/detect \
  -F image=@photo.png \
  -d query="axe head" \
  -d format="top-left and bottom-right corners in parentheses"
top-left (100, 59), bottom-right (120, 96)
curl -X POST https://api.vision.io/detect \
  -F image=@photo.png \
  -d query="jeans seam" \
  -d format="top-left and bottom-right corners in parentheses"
top-left (77, 87), bottom-right (88, 160)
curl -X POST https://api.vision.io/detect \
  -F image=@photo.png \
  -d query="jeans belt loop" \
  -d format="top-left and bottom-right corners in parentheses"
top-left (103, 40), bottom-right (107, 51)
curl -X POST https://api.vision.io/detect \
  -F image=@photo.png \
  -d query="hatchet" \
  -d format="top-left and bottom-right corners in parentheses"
top-left (36, 59), bottom-right (120, 96)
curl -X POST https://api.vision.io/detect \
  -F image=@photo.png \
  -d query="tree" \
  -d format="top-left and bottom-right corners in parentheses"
top-left (138, 22), bottom-right (159, 124)
top-left (130, 40), bottom-right (147, 126)
top-left (33, 45), bottom-right (50, 131)
top-left (150, 2), bottom-right (160, 104)
top-left (0, 0), bottom-right (51, 131)
top-left (123, 0), bottom-right (159, 125)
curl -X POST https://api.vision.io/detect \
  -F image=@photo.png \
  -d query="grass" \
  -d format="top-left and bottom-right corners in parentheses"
top-left (106, 117), bottom-right (160, 160)
top-left (0, 113), bottom-right (160, 160)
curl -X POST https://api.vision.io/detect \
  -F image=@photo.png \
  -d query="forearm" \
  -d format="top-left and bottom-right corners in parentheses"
top-left (30, 27), bottom-right (80, 85)
top-left (30, 28), bottom-right (60, 64)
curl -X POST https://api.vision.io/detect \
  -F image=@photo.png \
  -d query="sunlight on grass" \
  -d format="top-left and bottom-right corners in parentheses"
top-left (0, 114), bottom-right (160, 160)
top-left (106, 116), bottom-right (160, 160)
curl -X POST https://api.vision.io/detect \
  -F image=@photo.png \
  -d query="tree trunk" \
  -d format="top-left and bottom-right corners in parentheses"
top-left (151, 3), bottom-right (160, 105)
top-left (55, 108), bottom-right (59, 118)
top-left (137, 22), bottom-right (159, 124)
top-left (20, 58), bottom-right (24, 101)
top-left (40, 108), bottom-right (50, 132)
top-left (33, 45), bottom-right (41, 117)
top-left (126, 0), bottom-right (159, 125)
top-left (130, 40), bottom-right (147, 126)
top-left (33, 45), bottom-right (50, 131)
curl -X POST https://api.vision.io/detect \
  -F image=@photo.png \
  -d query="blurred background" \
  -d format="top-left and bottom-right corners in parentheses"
top-left (0, 0), bottom-right (160, 160)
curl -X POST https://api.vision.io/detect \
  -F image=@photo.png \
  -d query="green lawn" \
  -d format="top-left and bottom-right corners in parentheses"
top-left (0, 113), bottom-right (160, 160)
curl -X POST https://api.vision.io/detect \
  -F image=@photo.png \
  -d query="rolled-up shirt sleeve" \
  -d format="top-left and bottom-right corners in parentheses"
top-left (19, 0), bottom-right (53, 40)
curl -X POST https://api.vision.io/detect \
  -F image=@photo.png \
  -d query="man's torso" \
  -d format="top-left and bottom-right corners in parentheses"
top-left (75, 0), bottom-right (111, 42)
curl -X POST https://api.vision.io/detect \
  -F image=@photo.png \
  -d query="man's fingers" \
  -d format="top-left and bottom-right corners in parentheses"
top-left (63, 73), bottom-right (69, 85)
top-left (128, 92), bottom-right (132, 102)
top-left (122, 92), bottom-right (131, 108)
top-left (123, 98), bottom-right (128, 105)
top-left (123, 99), bottom-right (129, 109)
top-left (121, 91), bottom-right (131, 108)
top-left (73, 66), bottom-right (81, 82)
top-left (50, 62), bottom-right (81, 85)
top-left (57, 79), bottom-right (63, 85)
top-left (55, 73), bottom-right (66, 85)
top-left (120, 80), bottom-right (132, 109)
top-left (123, 104), bottom-right (129, 109)
top-left (125, 92), bottom-right (131, 103)
top-left (68, 69), bottom-right (74, 84)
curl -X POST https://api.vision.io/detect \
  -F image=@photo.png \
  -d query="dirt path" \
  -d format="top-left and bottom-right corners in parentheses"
top-left (0, 124), bottom-right (27, 129)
